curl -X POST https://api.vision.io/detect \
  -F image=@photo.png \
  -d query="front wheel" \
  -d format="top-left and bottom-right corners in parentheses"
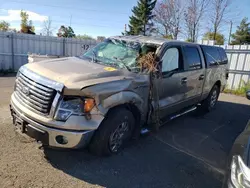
top-left (89, 108), bottom-right (135, 156)
top-left (201, 85), bottom-right (220, 112)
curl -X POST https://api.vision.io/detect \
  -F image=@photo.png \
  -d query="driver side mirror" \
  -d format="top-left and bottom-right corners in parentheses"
top-left (246, 90), bottom-right (250, 100)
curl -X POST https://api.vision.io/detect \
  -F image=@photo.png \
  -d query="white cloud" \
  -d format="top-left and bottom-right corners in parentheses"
top-left (0, 9), bottom-right (48, 22)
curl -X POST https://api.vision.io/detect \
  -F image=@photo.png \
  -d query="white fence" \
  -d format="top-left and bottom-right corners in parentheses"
top-left (219, 45), bottom-right (250, 90)
top-left (0, 31), bottom-right (97, 71)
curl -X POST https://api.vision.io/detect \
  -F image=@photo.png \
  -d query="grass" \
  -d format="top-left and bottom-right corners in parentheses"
top-left (223, 80), bottom-right (250, 96)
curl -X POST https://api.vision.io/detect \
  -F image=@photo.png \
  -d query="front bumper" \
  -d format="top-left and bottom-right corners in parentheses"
top-left (10, 99), bottom-right (95, 149)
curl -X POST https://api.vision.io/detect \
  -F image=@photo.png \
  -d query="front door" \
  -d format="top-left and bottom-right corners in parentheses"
top-left (152, 45), bottom-right (186, 119)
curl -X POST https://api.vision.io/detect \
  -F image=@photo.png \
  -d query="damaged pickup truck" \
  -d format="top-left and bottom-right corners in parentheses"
top-left (10, 36), bottom-right (228, 156)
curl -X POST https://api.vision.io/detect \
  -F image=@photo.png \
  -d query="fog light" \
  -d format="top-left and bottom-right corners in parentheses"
top-left (55, 135), bottom-right (68, 145)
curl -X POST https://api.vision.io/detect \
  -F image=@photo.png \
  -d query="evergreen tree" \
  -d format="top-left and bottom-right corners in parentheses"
top-left (231, 17), bottom-right (250, 45)
top-left (57, 26), bottom-right (76, 38)
top-left (127, 0), bottom-right (156, 36)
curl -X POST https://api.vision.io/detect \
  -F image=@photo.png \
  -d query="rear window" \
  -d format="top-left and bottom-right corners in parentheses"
top-left (218, 48), bottom-right (228, 64)
top-left (201, 46), bottom-right (221, 66)
top-left (183, 46), bottom-right (202, 70)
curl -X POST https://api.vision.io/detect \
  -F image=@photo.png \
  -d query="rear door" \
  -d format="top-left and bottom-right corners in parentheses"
top-left (180, 45), bottom-right (206, 106)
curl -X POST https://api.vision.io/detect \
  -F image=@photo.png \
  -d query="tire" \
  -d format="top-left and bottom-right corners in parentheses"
top-left (89, 107), bottom-right (135, 156)
top-left (200, 85), bottom-right (220, 112)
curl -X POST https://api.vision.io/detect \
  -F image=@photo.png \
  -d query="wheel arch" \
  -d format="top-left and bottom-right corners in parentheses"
top-left (214, 80), bottom-right (221, 90)
top-left (106, 103), bottom-right (141, 124)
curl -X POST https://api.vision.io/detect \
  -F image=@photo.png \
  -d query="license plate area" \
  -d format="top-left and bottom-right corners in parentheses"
top-left (11, 111), bottom-right (27, 133)
top-left (10, 107), bottom-right (49, 145)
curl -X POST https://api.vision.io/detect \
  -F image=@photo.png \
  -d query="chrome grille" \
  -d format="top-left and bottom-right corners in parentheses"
top-left (15, 73), bottom-right (56, 115)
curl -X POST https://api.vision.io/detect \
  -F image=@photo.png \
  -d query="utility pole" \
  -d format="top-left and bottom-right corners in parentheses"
top-left (228, 20), bottom-right (233, 45)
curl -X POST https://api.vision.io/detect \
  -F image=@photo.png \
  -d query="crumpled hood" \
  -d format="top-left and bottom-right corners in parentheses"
top-left (24, 57), bottom-right (134, 90)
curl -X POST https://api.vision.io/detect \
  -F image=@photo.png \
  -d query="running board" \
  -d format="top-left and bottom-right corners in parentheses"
top-left (140, 106), bottom-right (197, 135)
top-left (169, 106), bottom-right (197, 120)
top-left (140, 128), bottom-right (150, 135)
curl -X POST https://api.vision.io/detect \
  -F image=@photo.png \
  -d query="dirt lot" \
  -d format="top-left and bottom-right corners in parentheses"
top-left (1, 76), bottom-right (250, 188)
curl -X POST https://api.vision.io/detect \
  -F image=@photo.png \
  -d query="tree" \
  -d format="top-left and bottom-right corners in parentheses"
top-left (42, 17), bottom-right (54, 36)
top-left (0, 21), bottom-right (10, 31)
top-left (127, 0), bottom-right (156, 36)
top-left (154, 0), bottom-right (183, 39)
top-left (203, 32), bottom-right (225, 45)
top-left (209, 0), bottom-right (231, 41)
top-left (20, 10), bottom-right (35, 34)
top-left (76, 34), bottom-right (94, 40)
top-left (20, 10), bottom-right (28, 31)
top-left (184, 0), bottom-right (209, 42)
top-left (231, 17), bottom-right (250, 45)
top-left (28, 20), bottom-right (35, 33)
top-left (97, 36), bottom-right (106, 41)
top-left (57, 25), bottom-right (75, 38)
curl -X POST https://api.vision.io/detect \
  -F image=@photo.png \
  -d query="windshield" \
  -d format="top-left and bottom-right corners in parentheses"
top-left (82, 39), bottom-right (142, 72)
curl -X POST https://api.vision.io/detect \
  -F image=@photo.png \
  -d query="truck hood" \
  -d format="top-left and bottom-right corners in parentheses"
top-left (24, 57), bottom-right (134, 90)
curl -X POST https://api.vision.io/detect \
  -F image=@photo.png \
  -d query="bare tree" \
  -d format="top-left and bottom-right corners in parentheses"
top-left (209, 0), bottom-right (231, 41)
top-left (154, 0), bottom-right (183, 39)
top-left (184, 0), bottom-right (209, 42)
top-left (42, 17), bottom-right (54, 36)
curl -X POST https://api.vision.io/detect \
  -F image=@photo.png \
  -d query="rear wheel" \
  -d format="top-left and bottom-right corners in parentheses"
top-left (201, 85), bottom-right (220, 112)
top-left (89, 107), bottom-right (135, 156)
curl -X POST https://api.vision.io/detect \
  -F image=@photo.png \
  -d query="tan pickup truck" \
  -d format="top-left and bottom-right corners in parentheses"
top-left (10, 36), bottom-right (228, 156)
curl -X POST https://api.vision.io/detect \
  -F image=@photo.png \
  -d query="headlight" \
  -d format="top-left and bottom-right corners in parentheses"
top-left (230, 155), bottom-right (250, 187)
top-left (54, 97), bottom-right (95, 121)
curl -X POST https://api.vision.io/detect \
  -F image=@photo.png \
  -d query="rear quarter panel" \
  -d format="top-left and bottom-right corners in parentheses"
top-left (202, 64), bottom-right (227, 100)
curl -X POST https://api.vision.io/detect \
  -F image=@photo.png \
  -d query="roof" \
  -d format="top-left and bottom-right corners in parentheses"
top-left (109, 36), bottom-right (222, 48)
top-left (109, 35), bottom-right (171, 45)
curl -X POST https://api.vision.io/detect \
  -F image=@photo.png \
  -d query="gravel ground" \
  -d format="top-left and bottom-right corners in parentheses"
top-left (1, 76), bottom-right (250, 188)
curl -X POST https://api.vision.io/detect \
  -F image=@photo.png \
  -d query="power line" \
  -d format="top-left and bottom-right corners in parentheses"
top-left (42, 13), bottom-right (128, 24)
top-left (52, 20), bottom-right (123, 29)
top-left (52, 15), bottom-right (127, 25)
top-left (8, 0), bottom-right (130, 15)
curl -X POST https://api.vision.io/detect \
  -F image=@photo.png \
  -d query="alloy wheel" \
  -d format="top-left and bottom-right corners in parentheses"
top-left (109, 121), bottom-right (130, 153)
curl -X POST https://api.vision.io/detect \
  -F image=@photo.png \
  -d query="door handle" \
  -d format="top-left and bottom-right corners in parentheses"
top-left (181, 77), bottom-right (187, 84)
top-left (199, 74), bottom-right (205, 80)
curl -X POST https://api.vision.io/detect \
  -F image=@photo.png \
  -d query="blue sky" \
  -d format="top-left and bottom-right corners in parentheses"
top-left (0, 0), bottom-right (249, 41)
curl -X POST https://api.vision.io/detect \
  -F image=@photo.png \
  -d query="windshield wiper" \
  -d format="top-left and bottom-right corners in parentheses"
top-left (112, 56), bottom-right (131, 71)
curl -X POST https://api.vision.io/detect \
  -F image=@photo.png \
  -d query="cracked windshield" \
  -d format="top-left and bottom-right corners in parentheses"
top-left (82, 39), bottom-right (141, 71)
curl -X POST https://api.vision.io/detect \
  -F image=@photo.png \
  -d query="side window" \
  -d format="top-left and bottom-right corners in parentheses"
top-left (202, 46), bottom-right (221, 66)
top-left (183, 46), bottom-right (202, 70)
top-left (162, 48), bottom-right (179, 72)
